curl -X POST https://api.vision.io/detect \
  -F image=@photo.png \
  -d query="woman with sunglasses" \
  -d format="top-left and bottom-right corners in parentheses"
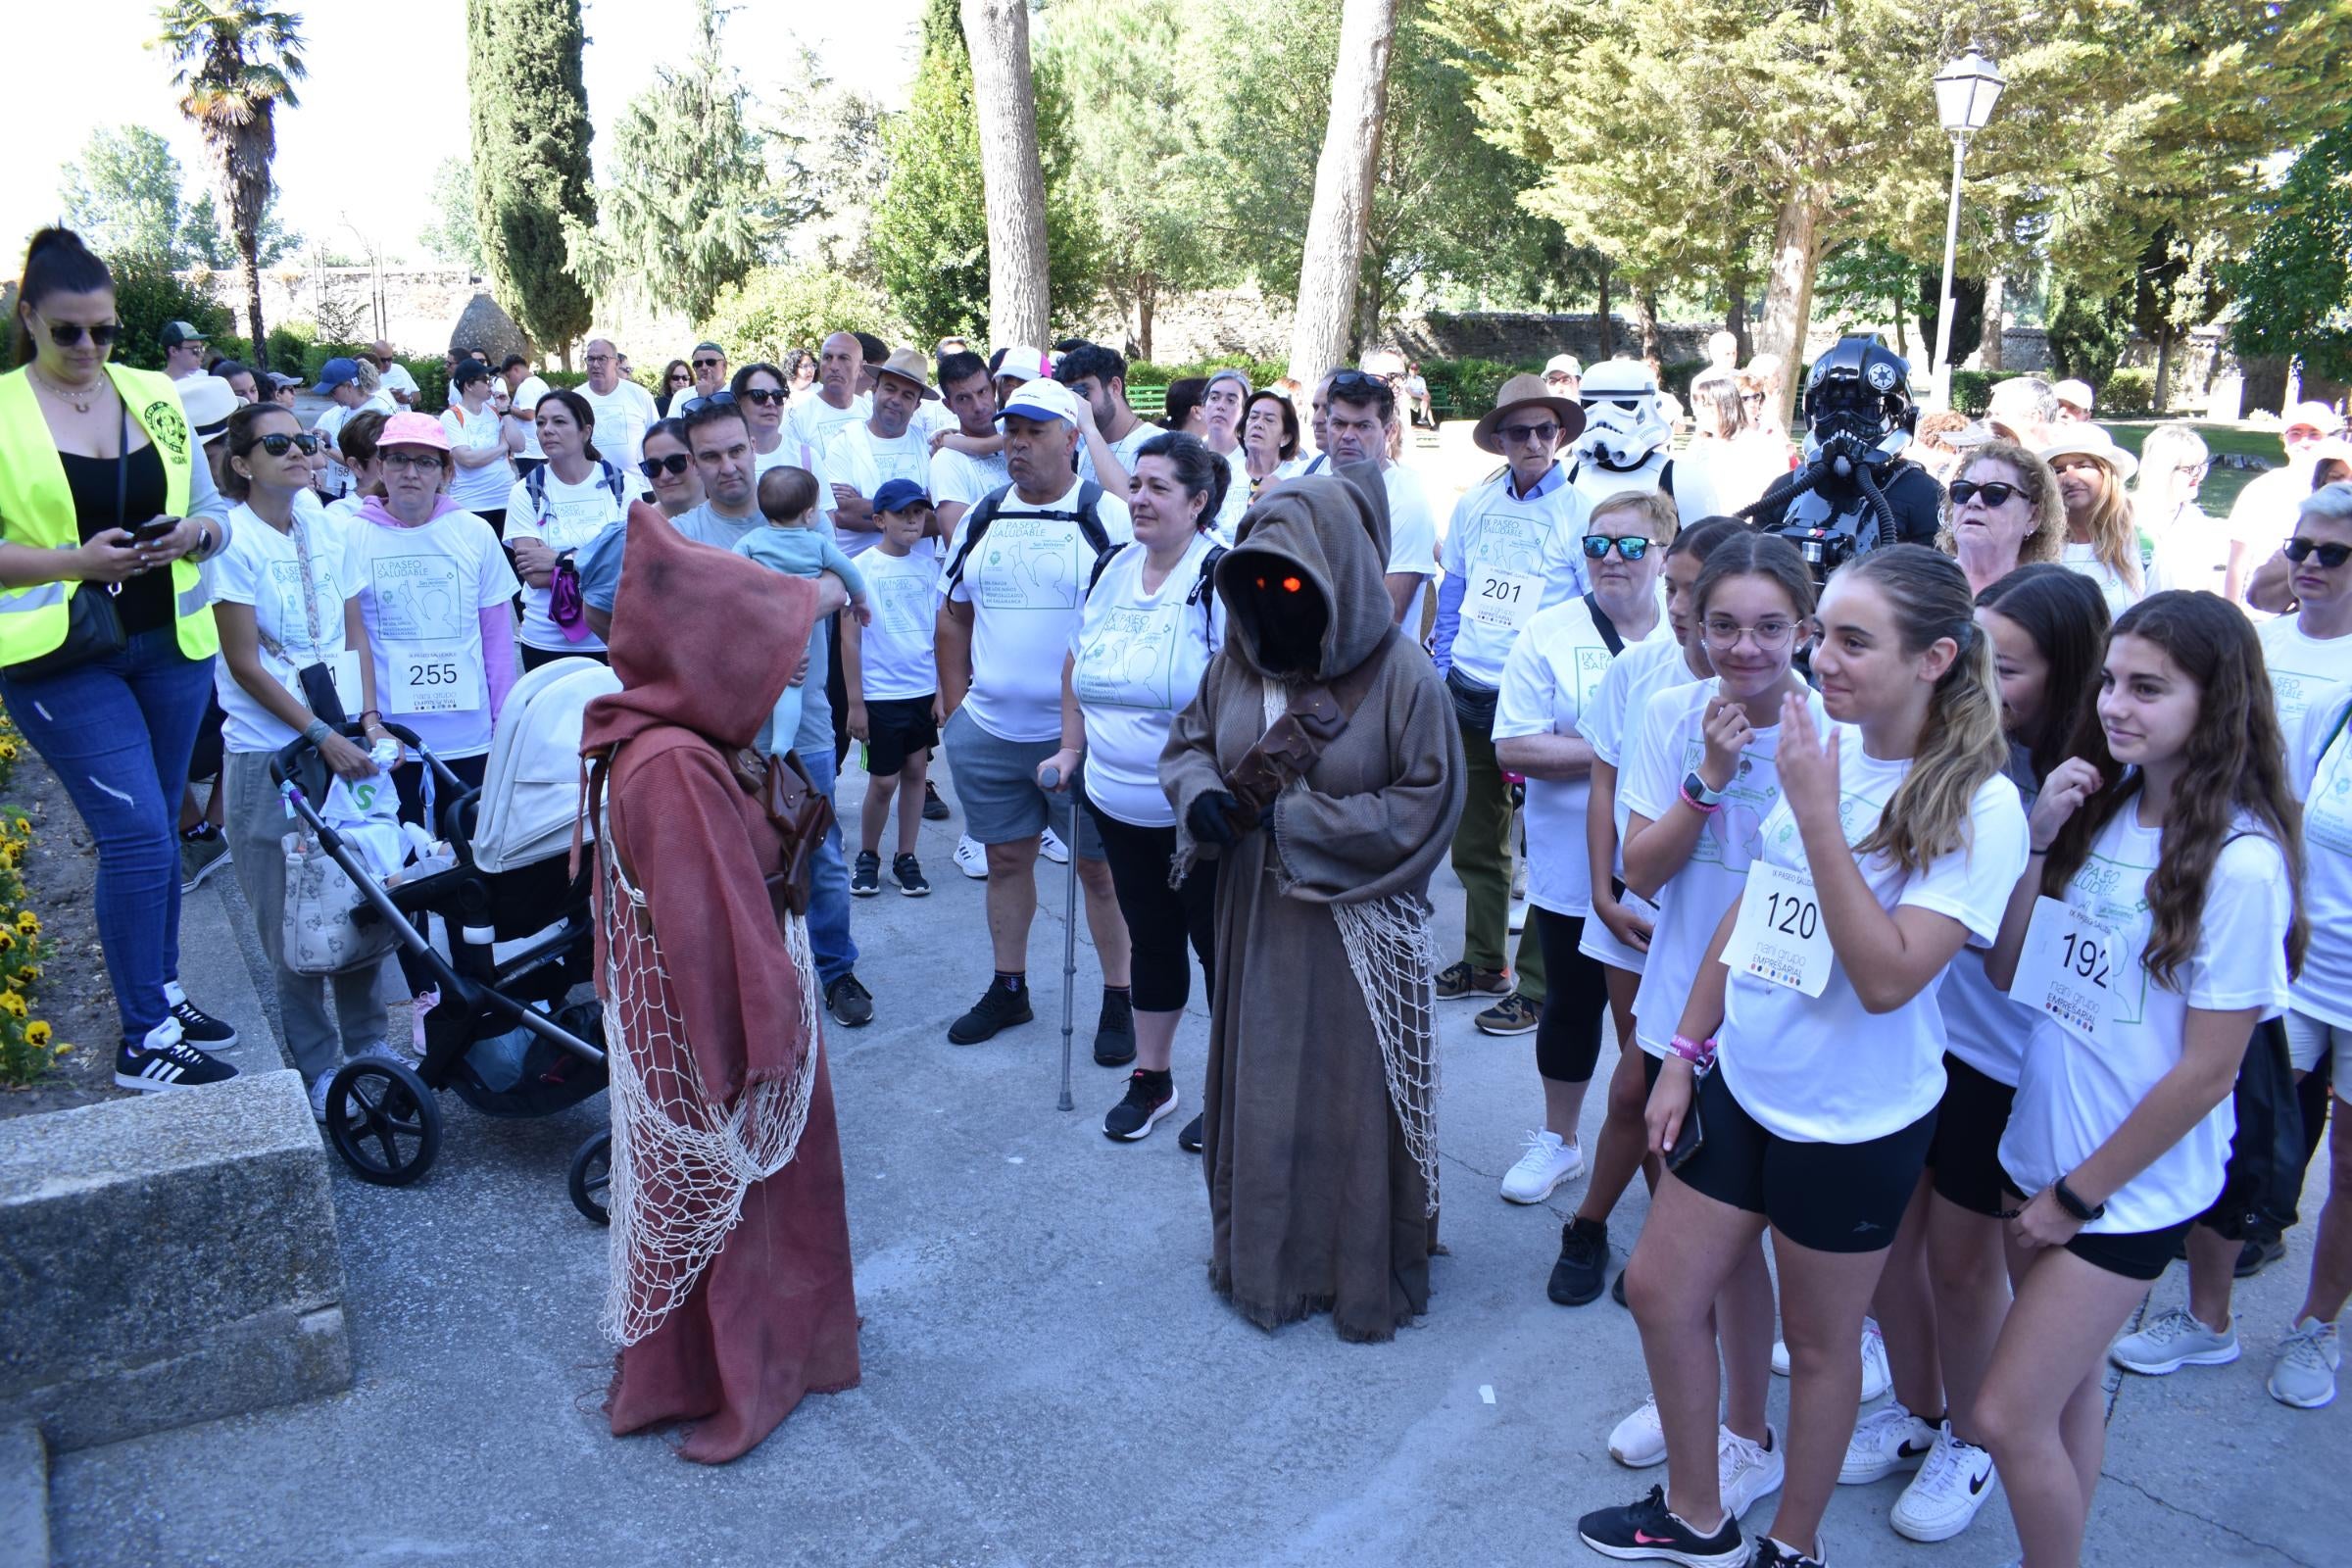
top-left (730, 362), bottom-right (795, 477)
top-left (0, 227), bottom-right (241, 1090)
top-left (637, 417), bottom-right (705, 519)
top-left (2248, 484), bottom-right (2352, 737)
top-left (210, 403), bottom-right (401, 1119)
top-left (439, 358), bottom-right (515, 536)
top-left (1936, 439), bottom-right (2065, 597)
top-left (657, 359), bottom-right (695, 417)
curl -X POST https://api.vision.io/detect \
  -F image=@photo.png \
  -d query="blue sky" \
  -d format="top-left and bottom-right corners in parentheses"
top-left (12, 0), bottom-right (923, 267)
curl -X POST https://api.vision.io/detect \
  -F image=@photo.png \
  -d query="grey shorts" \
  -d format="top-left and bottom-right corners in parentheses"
top-left (2285, 1008), bottom-right (2352, 1085)
top-left (942, 706), bottom-right (1104, 858)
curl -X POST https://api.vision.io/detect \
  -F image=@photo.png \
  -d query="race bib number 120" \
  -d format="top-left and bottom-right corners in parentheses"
top-left (2006, 896), bottom-right (2118, 1045)
top-left (1723, 861), bottom-right (1833, 997)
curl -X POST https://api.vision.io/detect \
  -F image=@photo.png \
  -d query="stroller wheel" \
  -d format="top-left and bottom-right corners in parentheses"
top-left (568, 1131), bottom-right (612, 1226)
top-left (325, 1058), bottom-right (442, 1187)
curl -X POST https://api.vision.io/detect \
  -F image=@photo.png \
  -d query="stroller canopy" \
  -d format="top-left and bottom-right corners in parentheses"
top-left (471, 656), bottom-right (621, 873)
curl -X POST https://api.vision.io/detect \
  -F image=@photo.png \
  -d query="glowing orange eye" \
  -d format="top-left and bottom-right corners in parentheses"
top-left (1254, 576), bottom-right (1268, 589)
top-left (1282, 576), bottom-right (1301, 593)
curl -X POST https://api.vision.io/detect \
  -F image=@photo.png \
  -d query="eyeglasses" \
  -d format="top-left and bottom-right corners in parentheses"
top-left (2284, 537), bottom-right (2352, 569)
top-left (379, 450), bottom-right (445, 472)
top-left (43, 319), bottom-right (122, 349)
top-left (667, 369), bottom-right (693, 384)
top-left (738, 387), bottom-right (787, 406)
top-left (1702, 616), bottom-right (1798, 652)
top-left (1948, 479), bottom-right (2023, 508)
top-left (1582, 534), bottom-right (1652, 562)
top-left (2174, 461), bottom-right (2210, 480)
top-left (692, 358), bottom-right (723, 370)
top-left (678, 392), bottom-right (738, 415)
top-left (253, 431), bottom-right (320, 457)
top-left (1499, 421), bottom-right (1561, 446)
top-left (640, 453), bottom-right (692, 478)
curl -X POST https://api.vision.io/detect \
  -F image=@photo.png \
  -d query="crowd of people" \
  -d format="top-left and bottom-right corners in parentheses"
top-left (8, 221), bottom-right (2351, 1560)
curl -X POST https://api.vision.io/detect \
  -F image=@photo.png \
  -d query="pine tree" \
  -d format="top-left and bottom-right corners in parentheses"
top-left (466, 0), bottom-right (596, 364)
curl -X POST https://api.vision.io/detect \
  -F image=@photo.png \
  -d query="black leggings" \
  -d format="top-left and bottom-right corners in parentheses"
top-left (1084, 800), bottom-right (1216, 1012)
top-left (519, 643), bottom-right (610, 672)
top-left (390, 752), bottom-right (489, 997)
top-left (1533, 906), bottom-right (1612, 1085)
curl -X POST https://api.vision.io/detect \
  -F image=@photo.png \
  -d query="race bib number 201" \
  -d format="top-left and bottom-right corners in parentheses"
top-left (2007, 896), bottom-right (2118, 1045)
top-left (1723, 861), bottom-right (1833, 997)
top-left (1468, 568), bottom-right (1542, 631)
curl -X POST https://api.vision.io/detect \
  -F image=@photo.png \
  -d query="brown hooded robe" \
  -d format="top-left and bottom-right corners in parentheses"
top-left (582, 503), bottom-right (860, 1462)
top-left (1161, 468), bottom-right (1467, 1342)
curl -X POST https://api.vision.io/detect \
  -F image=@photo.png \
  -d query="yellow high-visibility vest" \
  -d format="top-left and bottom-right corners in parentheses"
top-left (0, 364), bottom-right (219, 665)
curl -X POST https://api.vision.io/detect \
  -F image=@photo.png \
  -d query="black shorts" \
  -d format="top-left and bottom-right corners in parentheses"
top-left (1672, 1065), bottom-right (1936, 1253)
top-left (1999, 1180), bottom-right (2191, 1283)
top-left (1642, 1050), bottom-right (1664, 1093)
top-left (187, 691), bottom-right (226, 783)
top-left (1928, 1054), bottom-right (2017, 1219)
top-left (861, 695), bottom-right (938, 778)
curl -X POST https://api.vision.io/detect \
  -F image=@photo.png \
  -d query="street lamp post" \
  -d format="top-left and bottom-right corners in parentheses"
top-left (1929, 48), bottom-right (2005, 410)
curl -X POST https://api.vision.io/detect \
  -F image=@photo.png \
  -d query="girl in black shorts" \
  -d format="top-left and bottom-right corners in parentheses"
top-left (1579, 547), bottom-right (2029, 1568)
top-left (1982, 592), bottom-right (2300, 1568)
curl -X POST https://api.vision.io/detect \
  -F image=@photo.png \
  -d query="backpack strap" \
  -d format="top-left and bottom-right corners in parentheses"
top-left (947, 481), bottom-right (1115, 590)
top-left (942, 487), bottom-right (1005, 588)
top-left (1189, 544), bottom-right (1227, 644)
top-left (523, 461), bottom-right (548, 521)
top-left (1584, 591), bottom-right (1626, 657)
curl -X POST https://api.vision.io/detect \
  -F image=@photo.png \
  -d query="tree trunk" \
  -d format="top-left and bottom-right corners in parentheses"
top-left (1635, 290), bottom-right (1662, 381)
top-left (1284, 0), bottom-right (1398, 389)
top-left (2153, 322), bottom-right (2175, 415)
top-left (1595, 263), bottom-right (1615, 360)
top-left (1979, 272), bottom-right (2005, 371)
top-left (1755, 187), bottom-right (1824, 430)
top-left (1136, 275), bottom-right (1155, 364)
top-left (960, 0), bottom-right (1053, 349)
top-left (1728, 291), bottom-right (1751, 365)
top-left (240, 234), bottom-right (269, 373)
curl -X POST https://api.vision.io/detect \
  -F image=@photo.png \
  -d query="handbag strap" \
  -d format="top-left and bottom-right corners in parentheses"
top-left (254, 512), bottom-right (330, 664)
top-left (107, 403), bottom-right (128, 600)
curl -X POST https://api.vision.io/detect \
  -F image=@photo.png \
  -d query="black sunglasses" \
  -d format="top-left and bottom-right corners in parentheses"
top-left (254, 431), bottom-right (320, 457)
top-left (678, 392), bottom-right (738, 416)
top-left (43, 319), bottom-right (122, 349)
top-left (1330, 370), bottom-right (1391, 397)
top-left (692, 358), bottom-right (723, 369)
top-left (738, 387), bottom-right (787, 406)
top-left (1582, 534), bottom-right (1653, 562)
top-left (1949, 479), bottom-right (2023, 508)
top-left (1497, 421), bottom-right (1561, 445)
top-left (639, 453), bottom-right (692, 478)
top-left (2285, 537), bottom-right (2352, 569)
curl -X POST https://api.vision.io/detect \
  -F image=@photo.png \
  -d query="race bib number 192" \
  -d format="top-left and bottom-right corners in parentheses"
top-left (1722, 861), bottom-right (1833, 997)
top-left (2007, 896), bottom-right (2118, 1045)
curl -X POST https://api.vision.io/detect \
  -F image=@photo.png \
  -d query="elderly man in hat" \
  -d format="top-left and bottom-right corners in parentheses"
top-left (2234, 399), bottom-right (2352, 609)
top-left (1430, 373), bottom-right (1592, 1034)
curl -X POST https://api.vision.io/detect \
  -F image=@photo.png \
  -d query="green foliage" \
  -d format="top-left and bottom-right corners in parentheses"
top-left (698, 266), bottom-right (900, 367)
top-left (265, 319), bottom-right (315, 372)
top-left (1947, 369), bottom-right (1996, 416)
top-left (98, 251), bottom-right (233, 372)
top-left (466, 0), bottom-right (597, 355)
top-left (1428, 357), bottom-right (1520, 418)
top-left (417, 157), bottom-right (485, 272)
top-left (2101, 368), bottom-right (2156, 416)
top-left (57, 126), bottom-right (187, 262)
top-left (179, 189), bottom-right (298, 270)
top-left (2228, 125), bottom-right (2352, 380)
top-left (2044, 275), bottom-right (2135, 387)
top-left (566, 0), bottom-right (778, 324)
top-left (1123, 356), bottom-right (1291, 389)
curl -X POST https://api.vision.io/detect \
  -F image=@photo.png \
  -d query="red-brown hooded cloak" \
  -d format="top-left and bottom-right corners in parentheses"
top-left (583, 502), bottom-right (860, 1462)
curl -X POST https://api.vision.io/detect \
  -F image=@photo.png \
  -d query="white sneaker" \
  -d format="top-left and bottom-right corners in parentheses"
top-left (308, 1072), bottom-right (332, 1123)
top-left (1498, 1128), bottom-right (1585, 1202)
top-left (1719, 1424), bottom-right (1785, 1521)
top-left (1838, 1399), bottom-right (1936, 1485)
top-left (1891, 1420), bottom-right (1998, 1541)
top-left (1771, 1317), bottom-right (1889, 1399)
top-left (1607, 1394), bottom-right (1667, 1468)
top-left (1040, 826), bottom-right (1071, 864)
top-left (2266, 1317), bottom-right (2339, 1409)
top-left (2109, 1306), bottom-right (2240, 1375)
top-left (1507, 896), bottom-right (1529, 935)
top-left (955, 834), bottom-right (989, 880)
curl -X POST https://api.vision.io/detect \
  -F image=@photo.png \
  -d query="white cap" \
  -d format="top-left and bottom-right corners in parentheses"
top-left (2286, 400), bottom-right (2348, 436)
top-left (2052, 378), bottom-right (2094, 412)
top-left (997, 377), bottom-right (1081, 427)
top-left (1544, 354), bottom-right (1584, 378)
top-left (994, 345), bottom-right (1051, 384)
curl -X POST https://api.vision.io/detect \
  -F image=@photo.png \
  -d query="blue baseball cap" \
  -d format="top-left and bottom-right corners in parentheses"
top-left (313, 356), bottom-right (362, 393)
top-left (872, 478), bottom-right (931, 515)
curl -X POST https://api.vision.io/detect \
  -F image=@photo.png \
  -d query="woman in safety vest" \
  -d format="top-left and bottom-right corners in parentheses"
top-left (0, 229), bottom-right (240, 1092)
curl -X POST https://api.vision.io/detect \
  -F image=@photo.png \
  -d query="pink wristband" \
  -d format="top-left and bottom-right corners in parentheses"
top-left (1668, 1034), bottom-right (1716, 1068)
top-left (1679, 782), bottom-right (1723, 814)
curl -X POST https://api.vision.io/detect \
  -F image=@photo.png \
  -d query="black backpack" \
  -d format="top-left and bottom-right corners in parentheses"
top-left (944, 480), bottom-right (1112, 590)
top-left (522, 457), bottom-right (631, 522)
top-left (1086, 540), bottom-right (1227, 643)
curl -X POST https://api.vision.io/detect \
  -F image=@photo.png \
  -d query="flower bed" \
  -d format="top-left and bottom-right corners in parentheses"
top-left (0, 706), bottom-right (70, 1088)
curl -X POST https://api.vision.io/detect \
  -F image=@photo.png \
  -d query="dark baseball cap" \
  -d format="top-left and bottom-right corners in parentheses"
top-left (160, 319), bottom-right (207, 349)
top-left (872, 478), bottom-right (931, 515)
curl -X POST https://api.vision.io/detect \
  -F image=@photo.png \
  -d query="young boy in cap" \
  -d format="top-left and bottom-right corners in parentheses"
top-left (843, 478), bottom-right (941, 896)
top-left (733, 466), bottom-right (868, 755)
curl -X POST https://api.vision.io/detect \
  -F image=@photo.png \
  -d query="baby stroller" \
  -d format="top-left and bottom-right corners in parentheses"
top-left (270, 657), bottom-right (620, 1217)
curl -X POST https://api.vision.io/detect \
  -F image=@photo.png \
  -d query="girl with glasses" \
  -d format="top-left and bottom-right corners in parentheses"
top-left (2132, 422), bottom-right (2223, 595)
top-left (1937, 440), bottom-right (2065, 597)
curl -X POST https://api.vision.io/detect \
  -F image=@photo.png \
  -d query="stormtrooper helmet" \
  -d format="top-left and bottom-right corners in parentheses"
top-left (1573, 359), bottom-right (1671, 468)
top-left (1803, 335), bottom-right (1917, 466)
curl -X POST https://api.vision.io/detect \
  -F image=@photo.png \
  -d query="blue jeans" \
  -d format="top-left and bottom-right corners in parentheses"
top-left (0, 630), bottom-right (215, 1047)
top-left (800, 746), bottom-right (857, 988)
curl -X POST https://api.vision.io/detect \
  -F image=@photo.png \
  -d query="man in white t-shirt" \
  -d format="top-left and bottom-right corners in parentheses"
top-left (371, 341), bottom-right (420, 408)
top-left (819, 348), bottom-right (940, 557)
top-left (1322, 369), bottom-right (1437, 622)
top-left (783, 331), bottom-right (870, 470)
top-left (929, 349), bottom-right (1011, 536)
top-left (577, 337), bottom-right (660, 477)
top-left (1057, 342), bottom-right (1159, 493)
top-left (501, 355), bottom-right (552, 476)
top-left (688, 341), bottom-right (728, 404)
top-left (935, 376), bottom-right (1136, 1050)
top-left (161, 319), bottom-right (208, 380)
top-left (2233, 401), bottom-right (2348, 609)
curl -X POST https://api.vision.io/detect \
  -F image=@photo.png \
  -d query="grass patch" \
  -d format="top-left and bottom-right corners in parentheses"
top-left (2103, 420), bottom-right (2285, 517)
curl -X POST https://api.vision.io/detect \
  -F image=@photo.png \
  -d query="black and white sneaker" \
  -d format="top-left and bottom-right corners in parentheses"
top-left (1751, 1537), bottom-right (1827, 1568)
top-left (163, 980), bottom-right (237, 1050)
top-left (825, 971), bottom-right (875, 1028)
top-left (1093, 990), bottom-right (1136, 1066)
top-left (1178, 1112), bottom-right (1204, 1153)
top-left (893, 853), bottom-right (930, 896)
top-left (115, 1018), bottom-right (239, 1093)
top-left (1577, 1485), bottom-right (1747, 1566)
top-left (850, 851), bottom-right (881, 897)
top-left (1104, 1070), bottom-right (1178, 1140)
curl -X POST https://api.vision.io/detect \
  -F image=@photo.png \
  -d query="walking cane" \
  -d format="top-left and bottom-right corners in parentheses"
top-left (1039, 764), bottom-right (1079, 1112)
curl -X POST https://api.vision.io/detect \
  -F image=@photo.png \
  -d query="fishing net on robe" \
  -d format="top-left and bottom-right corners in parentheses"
top-left (598, 847), bottom-right (822, 1348)
top-left (1261, 679), bottom-right (1444, 1215)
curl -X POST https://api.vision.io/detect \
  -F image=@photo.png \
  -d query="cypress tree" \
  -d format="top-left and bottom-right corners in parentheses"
top-left (466, 0), bottom-right (596, 364)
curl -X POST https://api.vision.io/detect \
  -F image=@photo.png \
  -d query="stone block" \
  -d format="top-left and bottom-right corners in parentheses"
top-left (0, 1071), bottom-right (351, 1452)
top-left (0, 1422), bottom-right (46, 1568)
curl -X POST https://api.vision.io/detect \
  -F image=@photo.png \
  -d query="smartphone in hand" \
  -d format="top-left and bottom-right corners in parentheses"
top-left (129, 516), bottom-right (179, 545)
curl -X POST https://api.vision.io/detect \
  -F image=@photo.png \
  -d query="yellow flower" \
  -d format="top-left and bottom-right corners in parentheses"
top-left (0, 931), bottom-right (18, 954)
top-left (24, 1020), bottom-right (48, 1047)
top-left (0, 991), bottom-right (29, 1017)
top-left (9, 965), bottom-right (35, 991)
top-left (51, 1042), bottom-right (71, 1057)
top-left (15, 912), bottom-right (36, 937)
top-left (0, 742), bottom-right (19, 760)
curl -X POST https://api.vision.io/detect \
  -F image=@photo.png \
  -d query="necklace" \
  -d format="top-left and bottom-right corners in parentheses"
top-left (29, 367), bottom-right (99, 414)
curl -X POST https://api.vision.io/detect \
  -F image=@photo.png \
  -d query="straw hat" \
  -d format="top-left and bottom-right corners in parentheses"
top-left (2038, 423), bottom-right (2137, 481)
top-left (874, 347), bottom-right (940, 401)
top-left (1472, 373), bottom-right (1587, 456)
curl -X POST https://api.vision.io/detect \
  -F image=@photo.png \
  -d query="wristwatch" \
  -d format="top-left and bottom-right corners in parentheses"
top-left (1682, 769), bottom-right (1726, 808)
top-left (2052, 1174), bottom-right (2106, 1223)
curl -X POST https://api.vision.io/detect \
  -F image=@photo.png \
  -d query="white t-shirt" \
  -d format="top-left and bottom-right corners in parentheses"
top-left (346, 509), bottom-right (521, 760)
top-left (2144, 501), bottom-right (2229, 598)
top-left (377, 361), bottom-right (420, 406)
top-left (2257, 614), bottom-right (2352, 736)
top-left (1383, 464), bottom-right (1440, 623)
top-left (2228, 463), bottom-right (2317, 553)
top-left (1625, 681), bottom-right (1827, 1060)
top-left (931, 443), bottom-right (1011, 517)
top-left (1719, 728), bottom-right (2030, 1143)
top-left (2059, 541), bottom-right (2157, 614)
top-left (313, 404), bottom-right (355, 497)
top-left (751, 433), bottom-right (798, 481)
top-left (1439, 468), bottom-right (1592, 686)
top-left (946, 476), bottom-right (1135, 743)
top-left (441, 403), bottom-right (514, 512)
top-left (2292, 683), bottom-right (2352, 1028)
top-left (1492, 596), bottom-right (1630, 917)
top-left (503, 467), bottom-right (628, 650)
top-left (1073, 533), bottom-right (1226, 827)
top-left (1575, 626), bottom-right (1702, 974)
top-left (1937, 757), bottom-right (2040, 1088)
top-left (1211, 447), bottom-right (1251, 538)
top-left (577, 379), bottom-right (661, 472)
top-left (508, 374), bottom-right (552, 461)
top-left (819, 422), bottom-right (937, 558)
top-left (784, 391), bottom-right (869, 470)
top-left (1077, 421), bottom-right (1161, 490)
top-left (2000, 811), bottom-right (2291, 1234)
top-left (852, 547), bottom-right (943, 704)
top-left (210, 494), bottom-right (362, 754)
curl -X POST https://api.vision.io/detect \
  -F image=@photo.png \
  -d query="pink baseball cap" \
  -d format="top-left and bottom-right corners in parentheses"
top-left (377, 411), bottom-right (452, 453)
top-left (995, 345), bottom-right (1052, 384)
